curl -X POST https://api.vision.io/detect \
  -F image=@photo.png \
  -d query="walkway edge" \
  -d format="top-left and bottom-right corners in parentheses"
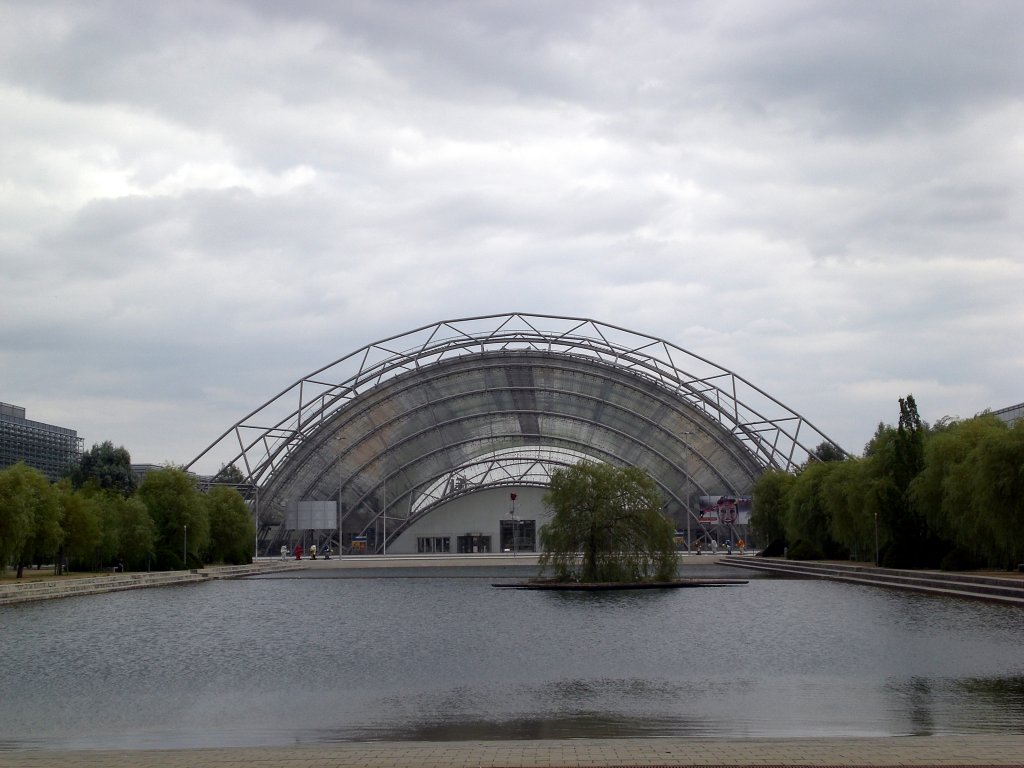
top-left (1, 734), bottom-right (1023, 767)
top-left (0, 561), bottom-right (302, 606)
top-left (718, 557), bottom-right (1024, 604)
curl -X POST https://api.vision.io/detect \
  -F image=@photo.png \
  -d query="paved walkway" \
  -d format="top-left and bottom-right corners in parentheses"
top-left (1, 735), bottom-right (1022, 767)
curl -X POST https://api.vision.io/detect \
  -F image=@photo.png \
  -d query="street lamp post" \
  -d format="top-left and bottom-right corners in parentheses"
top-left (254, 486), bottom-right (259, 561)
top-left (183, 524), bottom-right (188, 567)
top-left (334, 435), bottom-right (347, 559)
top-left (509, 492), bottom-right (517, 557)
top-left (681, 431), bottom-right (695, 555)
top-left (874, 511), bottom-right (879, 566)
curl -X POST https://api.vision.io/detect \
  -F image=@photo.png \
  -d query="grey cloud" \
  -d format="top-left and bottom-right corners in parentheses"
top-left (2, 0), bottom-right (1022, 464)
top-left (703, 2), bottom-right (1024, 135)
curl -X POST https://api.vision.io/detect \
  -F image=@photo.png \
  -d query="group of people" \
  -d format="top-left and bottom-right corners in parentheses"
top-left (691, 538), bottom-right (745, 555)
top-left (281, 543), bottom-right (331, 560)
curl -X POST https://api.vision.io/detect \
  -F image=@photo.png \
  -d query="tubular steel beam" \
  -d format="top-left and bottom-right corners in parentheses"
top-left (186, 313), bottom-right (845, 552)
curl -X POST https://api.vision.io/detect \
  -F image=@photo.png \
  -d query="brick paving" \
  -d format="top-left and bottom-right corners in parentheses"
top-left (1, 735), bottom-right (1022, 767)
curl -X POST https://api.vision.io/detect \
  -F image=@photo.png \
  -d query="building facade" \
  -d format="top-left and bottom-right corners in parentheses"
top-left (992, 402), bottom-right (1023, 426)
top-left (0, 402), bottom-right (83, 481)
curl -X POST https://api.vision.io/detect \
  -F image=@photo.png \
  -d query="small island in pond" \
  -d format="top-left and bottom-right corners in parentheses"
top-left (493, 578), bottom-right (747, 591)
top-left (495, 461), bottom-right (748, 592)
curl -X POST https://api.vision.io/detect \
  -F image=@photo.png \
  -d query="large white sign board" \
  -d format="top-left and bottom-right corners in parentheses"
top-left (285, 500), bottom-right (337, 530)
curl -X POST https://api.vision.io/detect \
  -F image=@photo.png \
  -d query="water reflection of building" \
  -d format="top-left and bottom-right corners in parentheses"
top-left (0, 402), bottom-right (83, 481)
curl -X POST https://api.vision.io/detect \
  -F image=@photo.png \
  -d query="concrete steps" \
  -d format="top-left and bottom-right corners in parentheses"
top-left (0, 560), bottom-right (302, 606)
top-left (194, 561), bottom-right (303, 579)
top-left (0, 571), bottom-right (207, 605)
top-left (719, 557), bottom-right (1024, 605)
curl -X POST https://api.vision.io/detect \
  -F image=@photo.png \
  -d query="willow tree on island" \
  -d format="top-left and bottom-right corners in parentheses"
top-left (539, 462), bottom-right (677, 583)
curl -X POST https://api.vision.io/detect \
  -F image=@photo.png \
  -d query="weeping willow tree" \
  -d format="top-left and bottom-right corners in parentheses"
top-left (539, 462), bottom-right (678, 583)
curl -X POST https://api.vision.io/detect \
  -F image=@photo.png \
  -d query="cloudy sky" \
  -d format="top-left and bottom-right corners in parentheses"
top-left (2, 0), bottom-right (1021, 472)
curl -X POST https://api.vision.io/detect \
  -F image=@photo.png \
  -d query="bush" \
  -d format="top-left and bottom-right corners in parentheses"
top-left (940, 547), bottom-right (984, 572)
top-left (185, 551), bottom-right (203, 570)
top-left (822, 539), bottom-right (851, 561)
top-left (787, 539), bottom-right (825, 561)
top-left (759, 539), bottom-right (787, 557)
top-left (154, 547), bottom-right (184, 571)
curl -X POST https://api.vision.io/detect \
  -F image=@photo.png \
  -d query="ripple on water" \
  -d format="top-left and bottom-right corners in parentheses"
top-left (1, 566), bottom-right (1021, 749)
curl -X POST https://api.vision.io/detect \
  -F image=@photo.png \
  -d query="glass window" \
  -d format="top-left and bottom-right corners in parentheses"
top-left (417, 536), bottom-right (451, 553)
top-left (457, 534), bottom-right (491, 553)
top-left (500, 519), bottom-right (536, 552)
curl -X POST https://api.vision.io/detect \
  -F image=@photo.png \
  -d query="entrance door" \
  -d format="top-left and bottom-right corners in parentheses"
top-left (457, 534), bottom-right (491, 553)
top-left (500, 519), bottom-right (536, 552)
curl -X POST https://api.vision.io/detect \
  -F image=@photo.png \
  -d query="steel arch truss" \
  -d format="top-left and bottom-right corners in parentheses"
top-left (411, 446), bottom-right (591, 516)
top-left (188, 313), bottom-right (843, 551)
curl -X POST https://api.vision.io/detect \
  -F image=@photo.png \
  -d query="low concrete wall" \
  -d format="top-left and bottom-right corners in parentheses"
top-left (281, 553), bottom-right (543, 569)
top-left (266, 552), bottom-right (739, 570)
top-left (719, 556), bottom-right (1024, 605)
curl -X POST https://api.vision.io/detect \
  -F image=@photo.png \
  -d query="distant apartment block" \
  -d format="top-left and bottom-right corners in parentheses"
top-left (0, 402), bottom-right (83, 481)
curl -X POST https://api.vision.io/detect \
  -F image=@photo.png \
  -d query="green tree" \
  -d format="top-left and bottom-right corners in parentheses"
top-left (0, 462), bottom-right (62, 577)
top-left (750, 469), bottom-right (794, 547)
top-left (894, 395), bottom-right (926, 493)
top-left (114, 495), bottom-right (158, 570)
top-left (864, 397), bottom-right (951, 568)
top-left (0, 463), bottom-right (38, 573)
top-left (910, 415), bottom-right (1000, 564)
top-left (205, 485), bottom-right (255, 565)
top-left (861, 422), bottom-right (899, 553)
top-left (137, 467), bottom-right (209, 569)
top-left (961, 420), bottom-right (1024, 569)
top-left (73, 489), bottom-right (158, 571)
top-left (539, 462), bottom-right (676, 583)
top-left (907, 414), bottom-right (1024, 569)
top-left (812, 441), bottom-right (847, 463)
top-left (785, 460), bottom-right (845, 559)
top-left (211, 463), bottom-right (245, 484)
top-left (70, 441), bottom-right (136, 497)
top-left (56, 483), bottom-right (102, 572)
top-left (821, 458), bottom-right (872, 560)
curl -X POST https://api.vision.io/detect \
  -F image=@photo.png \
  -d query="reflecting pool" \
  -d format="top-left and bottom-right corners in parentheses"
top-left (1, 563), bottom-right (1021, 750)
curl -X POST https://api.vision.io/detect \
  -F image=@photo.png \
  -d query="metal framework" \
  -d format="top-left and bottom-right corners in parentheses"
top-left (187, 313), bottom-right (843, 553)
top-left (413, 445), bottom-right (591, 513)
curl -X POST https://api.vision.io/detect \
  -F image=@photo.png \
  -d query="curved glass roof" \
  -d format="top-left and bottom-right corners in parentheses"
top-left (187, 313), bottom-right (844, 549)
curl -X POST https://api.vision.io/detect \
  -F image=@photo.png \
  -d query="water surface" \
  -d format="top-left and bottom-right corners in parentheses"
top-left (1, 563), bottom-right (1021, 750)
